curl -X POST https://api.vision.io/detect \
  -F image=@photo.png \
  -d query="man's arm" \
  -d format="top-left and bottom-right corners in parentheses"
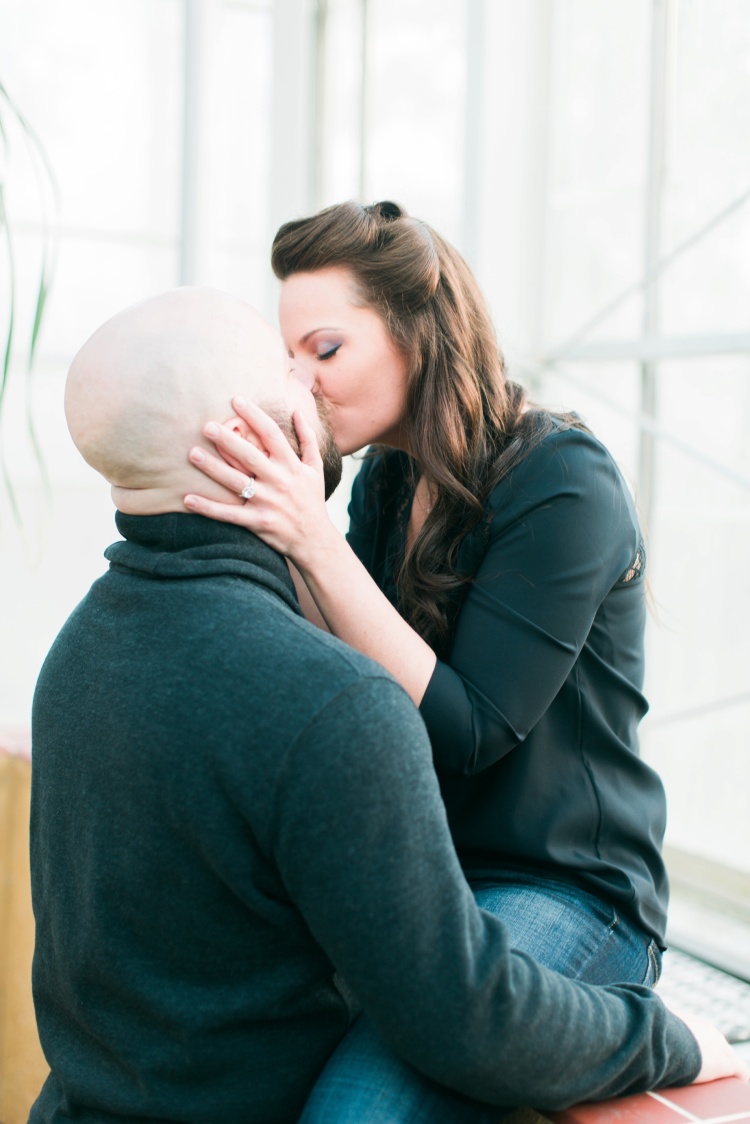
top-left (269, 676), bottom-right (737, 1109)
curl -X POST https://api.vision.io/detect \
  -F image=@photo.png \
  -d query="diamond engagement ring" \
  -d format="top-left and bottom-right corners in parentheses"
top-left (240, 480), bottom-right (255, 501)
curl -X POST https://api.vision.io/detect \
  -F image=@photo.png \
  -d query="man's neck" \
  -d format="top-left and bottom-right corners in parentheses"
top-left (111, 484), bottom-right (185, 516)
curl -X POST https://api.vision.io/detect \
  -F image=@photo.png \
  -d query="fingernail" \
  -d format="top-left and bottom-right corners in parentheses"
top-left (184, 495), bottom-right (198, 509)
top-left (205, 422), bottom-right (220, 438)
top-left (189, 447), bottom-right (205, 463)
top-left (233, 395), bottom-right (247, 409)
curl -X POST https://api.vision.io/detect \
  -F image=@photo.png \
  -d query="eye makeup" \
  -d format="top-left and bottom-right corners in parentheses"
top-left (317, 342), bottom-right (342, 361)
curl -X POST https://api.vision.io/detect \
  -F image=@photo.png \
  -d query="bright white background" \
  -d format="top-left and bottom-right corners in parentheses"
top-left (1, 1), bottom-right (749, 888)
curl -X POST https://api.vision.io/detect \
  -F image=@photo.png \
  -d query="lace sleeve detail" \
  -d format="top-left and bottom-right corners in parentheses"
top-left (619, 539), bottom-right (646, 584)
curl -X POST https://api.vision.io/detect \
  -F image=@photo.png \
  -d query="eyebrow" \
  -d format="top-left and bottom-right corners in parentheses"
top-left (300, 327), bottom-right (343, 344)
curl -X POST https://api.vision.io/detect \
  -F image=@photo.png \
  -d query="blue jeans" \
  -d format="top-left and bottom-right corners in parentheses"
top-left (298, 874), bottom-right (662, 1124)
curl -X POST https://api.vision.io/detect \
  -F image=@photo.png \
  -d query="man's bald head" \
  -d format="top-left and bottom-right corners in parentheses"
top-left (65, 287), bottom-right (330, 513)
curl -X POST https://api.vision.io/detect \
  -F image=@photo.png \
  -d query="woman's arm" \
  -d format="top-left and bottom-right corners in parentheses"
top-left (290, 524), bottom-right (438, 702)
top-left (419, 426), bottom-right (646, 774)
top-left (185, 399), bottom-right (437, 704)
top-left (286, 561), bottom-right (329, 632)
top-left (186, 404), bottom-right (638, 775)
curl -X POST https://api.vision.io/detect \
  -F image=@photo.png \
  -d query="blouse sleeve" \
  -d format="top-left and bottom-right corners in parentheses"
top-left (419, 428), bottom-right (644, 776)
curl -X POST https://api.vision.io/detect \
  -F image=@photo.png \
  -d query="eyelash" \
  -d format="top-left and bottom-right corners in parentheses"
top-left (317, 344), bottom-right (341, 361)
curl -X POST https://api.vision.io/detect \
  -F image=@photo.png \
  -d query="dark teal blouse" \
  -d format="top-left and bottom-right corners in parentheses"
top-left (346, 426), bottom-right (669, 943)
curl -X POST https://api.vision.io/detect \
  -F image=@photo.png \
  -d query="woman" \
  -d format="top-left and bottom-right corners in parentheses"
top-left (184, 200), bottom-right (668, 1120)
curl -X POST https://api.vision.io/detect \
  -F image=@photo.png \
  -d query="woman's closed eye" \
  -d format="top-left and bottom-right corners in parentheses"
top-left (317, 342), bottom-right (342, 361)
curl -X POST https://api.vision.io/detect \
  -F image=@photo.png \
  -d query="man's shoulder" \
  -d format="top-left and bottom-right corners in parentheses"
top-left (43, 557), bottom-right (407, 723)
top-left (216, 611), bottom-right (429, 835)
top-left (268, 606), bottom-right (418, 724)
top-left (198, 578), bottom-right (421, 745)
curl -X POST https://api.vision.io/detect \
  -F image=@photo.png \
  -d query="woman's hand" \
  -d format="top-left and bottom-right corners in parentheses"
top-left (186, 396), bottom-right (437, 705)
top-left (667, 1005), bottom-right (750, 1084)
top-left (184, 396), bottom-right (336, 564)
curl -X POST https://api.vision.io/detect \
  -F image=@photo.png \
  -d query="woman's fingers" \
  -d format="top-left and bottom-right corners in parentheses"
top-left (203, 422), bottom-right (271, 476)
top-left (184, 492), bottom-right (256, 526)
top-left (231, 396), bottom-right (302, 464)
top-left (186, 398), bottom-right (331, 560)
top-left (293, 409), bottom-right (324, 469)
top-left (188, 445), bottom-right (252, 497)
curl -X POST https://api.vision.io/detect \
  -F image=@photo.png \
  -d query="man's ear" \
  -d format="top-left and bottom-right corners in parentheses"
top-left (222, 415), bottom-right (252, 439)
top-left (215, 415), bottom-right (266, 473)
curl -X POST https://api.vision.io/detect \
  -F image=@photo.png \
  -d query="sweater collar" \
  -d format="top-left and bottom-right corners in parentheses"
top-left (105, 512), bottom-right (301, 615)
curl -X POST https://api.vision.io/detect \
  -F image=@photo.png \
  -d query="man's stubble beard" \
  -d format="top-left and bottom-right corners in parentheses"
top-left (265, 398), bottom-right (343, 500)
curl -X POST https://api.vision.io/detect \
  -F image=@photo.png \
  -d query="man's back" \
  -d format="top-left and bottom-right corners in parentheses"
top-left (30, 513), bottom-right (420, 1123)
top-left (30, 513), bottom-right (710, 1123)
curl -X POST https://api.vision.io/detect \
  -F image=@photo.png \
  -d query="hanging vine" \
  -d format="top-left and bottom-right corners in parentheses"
top-left (0, 79), bottom-right (59, 524)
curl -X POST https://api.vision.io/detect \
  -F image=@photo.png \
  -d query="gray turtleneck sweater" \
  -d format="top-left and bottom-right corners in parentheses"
top-left (29, 513), bottom-right (700, 1124)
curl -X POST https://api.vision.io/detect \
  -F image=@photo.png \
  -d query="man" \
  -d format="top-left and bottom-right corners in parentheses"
top-left (29, 288), bottom-right (744, 1123)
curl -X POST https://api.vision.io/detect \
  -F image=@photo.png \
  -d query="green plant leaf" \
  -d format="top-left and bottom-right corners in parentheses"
top-left (0, 78), bottom-right (60, 524)
top-left (0, 182), bottom-right (16, 416)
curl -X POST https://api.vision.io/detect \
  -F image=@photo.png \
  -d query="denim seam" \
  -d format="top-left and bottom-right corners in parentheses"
top-left (644, 939), bottom-right (661, 988)
top-left (571, 908), bottom-right (619, 981)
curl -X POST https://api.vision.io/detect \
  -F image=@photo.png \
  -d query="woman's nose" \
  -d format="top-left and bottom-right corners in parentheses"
top-left (291, 358), bottom-right (316, 391)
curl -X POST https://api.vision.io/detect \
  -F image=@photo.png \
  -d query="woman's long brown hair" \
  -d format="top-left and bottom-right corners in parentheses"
top-left (272, 200), bottom-right (585, 657)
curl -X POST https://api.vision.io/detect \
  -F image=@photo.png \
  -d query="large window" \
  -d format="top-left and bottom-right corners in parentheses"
top-left (2, 1), bottom-right (748, 963)
top-left (315, 0), bottom-right (750, 884)
top-left (529, 0), bottom-right (750, 967)
top-left (0, 0), bottom-right (276, 726)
